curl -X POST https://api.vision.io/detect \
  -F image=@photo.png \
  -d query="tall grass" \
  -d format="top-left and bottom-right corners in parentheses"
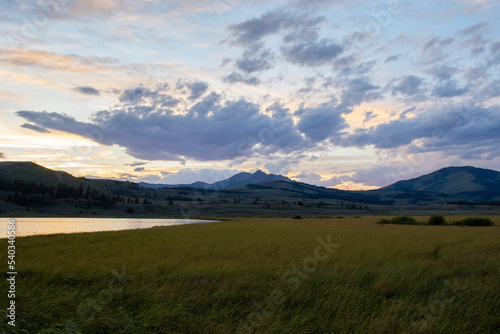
top-left (1, 216), bottom-right (499, 333)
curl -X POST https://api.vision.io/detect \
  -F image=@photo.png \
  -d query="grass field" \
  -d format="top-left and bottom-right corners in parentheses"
top-left (1, 216), bottom-right (499, 333)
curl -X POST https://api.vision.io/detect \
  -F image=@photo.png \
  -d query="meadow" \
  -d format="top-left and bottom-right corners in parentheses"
top-left (1, 216), bottom-right (499, 333)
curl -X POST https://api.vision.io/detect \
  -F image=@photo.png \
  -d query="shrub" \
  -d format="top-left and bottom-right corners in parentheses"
top-left (377, 216), bottom-right (419, 225)
top-left (125, 206), bottom-right (135, 214)
top-left (428, 215), bottom-right (446, 225)
top-left (390, 216), bottom-right (418, 225)
top-left (455, 217), bottom-right (494, 226)
top-left (292, 215), bottom-right (302, 219)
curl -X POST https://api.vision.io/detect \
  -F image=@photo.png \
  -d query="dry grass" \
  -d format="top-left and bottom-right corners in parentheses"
top-left (1, 216), bottom-right (499, 333)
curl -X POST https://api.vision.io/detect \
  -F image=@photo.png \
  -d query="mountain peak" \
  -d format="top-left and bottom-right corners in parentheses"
top-left (253, 169), bottom-right (266, 175)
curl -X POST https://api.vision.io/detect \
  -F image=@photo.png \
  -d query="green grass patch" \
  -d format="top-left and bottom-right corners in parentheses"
top-left (1, 216), bottom-right (499, 333)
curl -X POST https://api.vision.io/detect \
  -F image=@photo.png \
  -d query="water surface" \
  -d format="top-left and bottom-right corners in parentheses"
top-left (1, 217), bottom-right (216, 238)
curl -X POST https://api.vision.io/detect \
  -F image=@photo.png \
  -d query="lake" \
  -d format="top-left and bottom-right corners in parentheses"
top-left (1, 217), bottom-right (216, 238)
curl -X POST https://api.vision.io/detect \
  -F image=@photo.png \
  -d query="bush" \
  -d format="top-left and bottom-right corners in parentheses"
top-left (428, 215), bottom-right (446, 225)
top-left (125, 206), bottom-right (135, 214)
top-left (390, 216), bottom-right (418, 225)
top-left (454, 217), bottom-right (494, 226)
top-left (292, 215), bottom-right (302, 219)
top-left (377, 218), bottom-right (391, 224)
top-left (377, 216), bottom-right (419, 225)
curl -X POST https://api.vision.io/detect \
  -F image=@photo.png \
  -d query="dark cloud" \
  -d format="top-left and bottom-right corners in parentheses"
top-left (21, 123), bottom-right (51, 133)
top-left (227, 9), bottom-right (323, 46)
top-left (0, 152), bottom-right (5, 159)
top-left (74, 86), bottom-right (100, 95)
top-left (223, 72), bottom-right (260, 85)
top-left (118, 84), bottom-right (182, 107)
top-left (399, 106), bottom-right (417, 120)
top-left (127, 162), bottom-right (147, 167)
top-left (16, 84), bottom-right (308, 161)
top-left (235, 43), bottom-right (275, 73)
top-left (227, 9), bottom-right (295, 45)
top-left (187, 81), bottom-right (208, 100)
top-left (420, 37), bottom-right (455, 63)
top-left (296, 102), bottom-right (347, 142)
top-left (363, 111), bottom-right (377, 123)
top-left (339, 78), bottom-right (380, 108)
top-left (384, 54), bottom-right (400, 63)
top-left (462, 36), bottom-right (488, 56)
top-left (344, 104), bottom-right (500, 155)
top-left (432, 80), bottom-right (469, 98)
top-left (459, 22), bottom-right (489, 36)
top-left (281, 39), bottom-right (343, 67)
top-left (427, 65), bottom-right (457, 81)
top-left (391, 75), bottom-right (425, 96)
top-left (134, 167), bottom-right (145, 172)
top-left (331, 54), bottom-right (376, 78)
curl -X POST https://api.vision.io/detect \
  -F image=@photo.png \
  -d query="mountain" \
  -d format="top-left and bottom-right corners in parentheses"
top-left (140, 170), bottom-right (293, 190)
top-left (0, 161), bottom-right (94, 188)
top-left (381, 166), bottom-right (500, 201)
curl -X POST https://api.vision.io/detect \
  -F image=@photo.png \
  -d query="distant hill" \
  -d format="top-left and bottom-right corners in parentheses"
top-left (0, 161), bottom-right (94, 188)
top-left (141, 170), bottom-right (293, 190)
top-left (381, 166), bottom-right (500, 201)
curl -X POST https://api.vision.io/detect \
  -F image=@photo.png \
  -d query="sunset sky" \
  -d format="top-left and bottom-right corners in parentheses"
top-left (1, 0), bottom-right (499, 189)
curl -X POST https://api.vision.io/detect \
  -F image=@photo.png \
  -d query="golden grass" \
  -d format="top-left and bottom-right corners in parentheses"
top-left (1, 216), bottom-right (499, 333)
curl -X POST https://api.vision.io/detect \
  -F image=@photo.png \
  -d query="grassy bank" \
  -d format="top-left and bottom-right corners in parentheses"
top-left (1, 216), bottom-right (499, 333)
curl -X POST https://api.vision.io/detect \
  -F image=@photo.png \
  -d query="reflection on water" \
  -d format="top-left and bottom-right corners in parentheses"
top-left (1, 218), bottom-right (216, 238)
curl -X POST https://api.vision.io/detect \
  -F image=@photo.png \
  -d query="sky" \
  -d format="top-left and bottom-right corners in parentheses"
top-left (1, 0), bottom-right (500, 190)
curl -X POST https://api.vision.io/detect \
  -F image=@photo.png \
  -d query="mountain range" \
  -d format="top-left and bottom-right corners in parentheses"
top-left (139, 170), bottom-right (292, 190)
top-left (1, 162), bottom-right (499, 213)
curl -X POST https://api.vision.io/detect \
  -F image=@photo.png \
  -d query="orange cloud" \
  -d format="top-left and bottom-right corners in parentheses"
top-left (0, 49), bottom-right (118, 73)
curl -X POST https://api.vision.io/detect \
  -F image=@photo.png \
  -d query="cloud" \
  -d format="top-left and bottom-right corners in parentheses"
top-left (223, 72), bottom-right (260, 85)
top-left (384, 54), bottom-right (400, 63)
top-left (0, 49), bottom-right (118, 73)
top-left (235, 43), bottom-right (275, 73)
top-left (186, 81), bottom-right (208, 100)
top-left (363, 111), bottom-right (377, 123)
top-left (432, 80), bottom-right (469, 98)
top-left (21, 123), bottom-right (51, 133)
top-left (339, 78), bottom-right (380, 108)
top-left (74, 86), bottom-right (100, 95)
top-left (344, 103), bottom-right (500, 157)
top-left (118, 85), bottom-right (181, 107)
top-left (281, 39), bottom-right (343, 67)
top-left (347, 164), bottom-right (426, 187)
top-left (296, 101), bottom-right (348, 142)
top-left (459, 22), bottom-right (489, 36)
top-left (420, 37), bottom-right (455, 63)
top-left (127, 162), bottom-right (147, 167)
top-left (331, 54), bottom-right (376, 78)
top-left (391, 75), bottom-right (425, 96)
top-left (16, 83), bottom-right (308, 161)
top-left (478, 79), bottom-right (500, 100)
top-left (264, 159), bottom-right (295, 175)
top-left (227, 9), bottom-right (313, 45)
top-left (0, 152), bottom-right (5, 159)
top-left (427, 65), bottom-right (458, 81)
top-left (134, 167), bottom-right (145, 172)
top-left (292, 171), bottom-right (343, 187)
